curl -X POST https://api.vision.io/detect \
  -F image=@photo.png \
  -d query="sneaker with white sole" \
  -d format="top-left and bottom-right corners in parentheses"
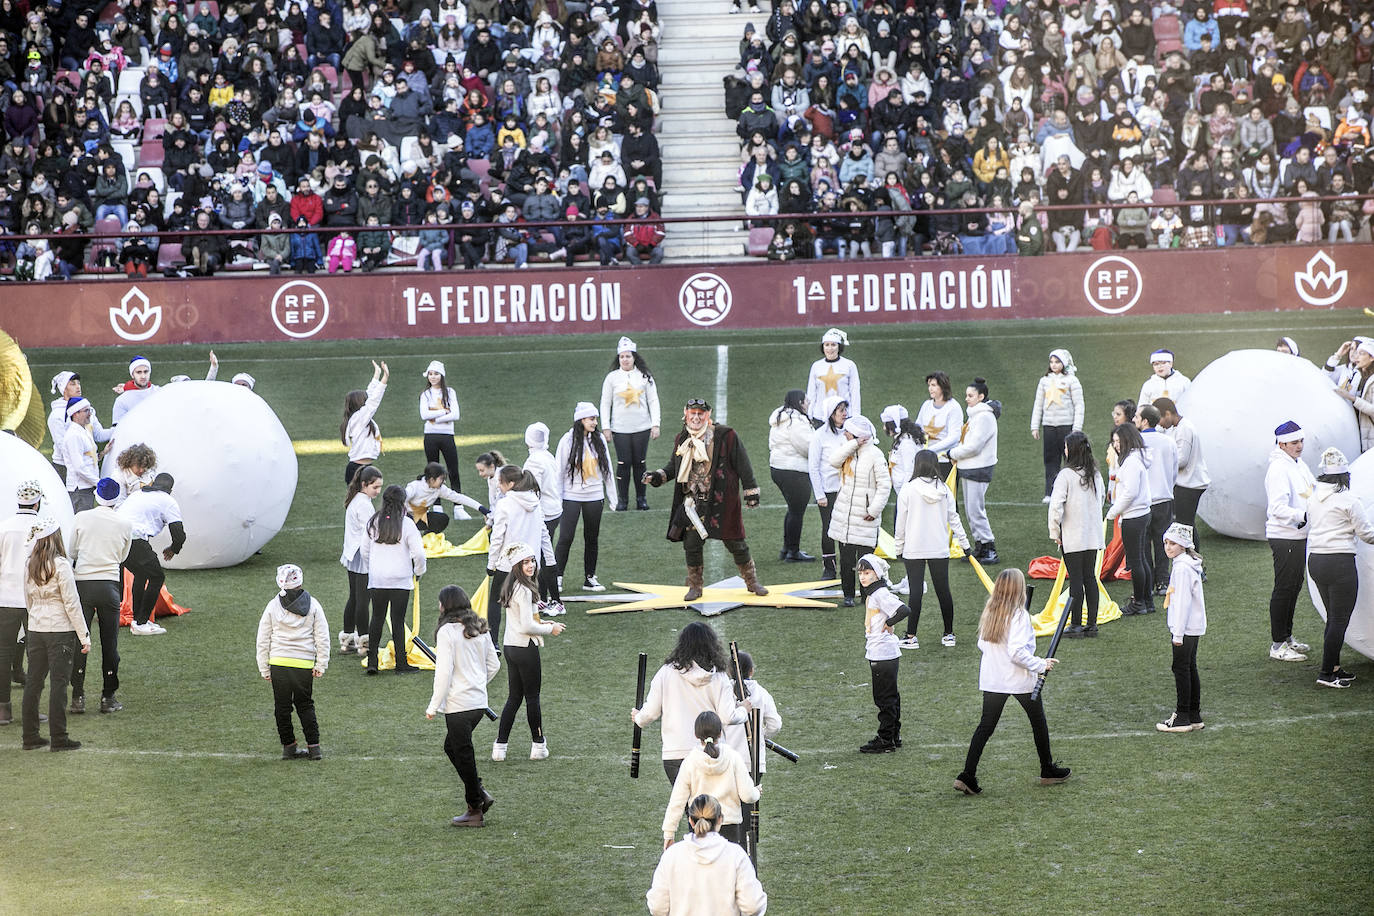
top-left (130, 621), bottom-right (162, 636)
top-left (491, 742), bottom-right (507, 761)
top-left (339, 631), bottom-right (353, 654)
top-left (1156, 712), bottom-right (1192, 733)
top-left (941, 633), bottom-right (956, 648)
top-left (1286, 636), bottom-right (1311, 653)
top-left (898, 635), bottom-right (919, 650)
top-left (530, 741), bottom-right (549, 760)
top-left (583, 576), bottom-right (606, 592)
top-left (892, 577), bottom-right (910, 594)
top-left (1270, 643), bottom-right (1307, 662)
top-left (454, 506), bottom-right (472, 521)
top-left (1317, 673), bottom-right (1353, 688)
top-left (543, 601), bottom-right (566, 617)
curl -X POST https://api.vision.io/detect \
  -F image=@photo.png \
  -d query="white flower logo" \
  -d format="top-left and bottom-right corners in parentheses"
top-left (1294, 250), bottom-right (1348, 307)
top-left (109, 287), bottom-right (162, 341)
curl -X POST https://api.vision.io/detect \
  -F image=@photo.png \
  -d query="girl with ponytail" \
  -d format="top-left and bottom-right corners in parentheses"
top-left (647, 793), bottom-right (768, 916)
top-left (362, 485), bottom-right (426, 675)
top-left (486, 464), bottom-right (560, 642)
top-left (660, 710), bottom-right (760, 850)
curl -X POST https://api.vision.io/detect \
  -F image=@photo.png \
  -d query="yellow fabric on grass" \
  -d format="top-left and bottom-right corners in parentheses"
top-left (422, 527), bottom-right (490, 558)
top-left (471, 575), bottom-right (491, 621)
top-left (360, 578), bottom-right (437, 671)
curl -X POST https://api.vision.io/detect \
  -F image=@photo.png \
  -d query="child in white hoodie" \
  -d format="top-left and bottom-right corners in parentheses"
top-left (1305, 447), bottom-right (1374, 688)
top-left (858, 554), bottom-right (910, 753)
top-left (894, 449), bottom-right (971, 649)
top-left (1157, 524), bottom-right (1207, 733)
top-left (662, 711), bottom-right (760, 849)
top-left (256, 565), bottom-right (330, 760)
top-left (646, 794), bottom-right (768, 916)
top-left (522, 422), bottom-right (566, 610)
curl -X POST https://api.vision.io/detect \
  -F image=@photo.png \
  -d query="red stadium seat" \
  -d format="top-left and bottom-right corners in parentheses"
top-left (137, 139), bottom-right (164, 167)
top-left (747, 226), bottom-right (773, 256)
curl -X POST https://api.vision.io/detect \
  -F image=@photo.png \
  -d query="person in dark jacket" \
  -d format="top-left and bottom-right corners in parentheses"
top-left (183, 208), bottom-right (228, 275)
top-left (290, 215), bottom-right (323, 272)
top-left (322, 172), bottom-right (359, 228)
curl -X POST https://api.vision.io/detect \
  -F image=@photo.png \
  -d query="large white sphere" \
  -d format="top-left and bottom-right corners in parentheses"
top-left (0, 436), bottom-right (74, 547)
top-left (1306, 449), bottom-right (1374, 662)
top-left (101, 381), bottom-right (297, 569)
top-left (1180, 350), bottom-right (1359, 541)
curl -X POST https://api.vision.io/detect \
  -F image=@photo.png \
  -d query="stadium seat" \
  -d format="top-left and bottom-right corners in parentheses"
top-left (157, 244), bottom-right (183, 272)
top-left (142, 117), bottom-right (167, 141)
top-left (117, 67), bottom-right (145, 95)
top-left (468, 158), bottom-right (491, 181)
top-left (111, 140), bottom-right (137, 175)
top-left (317, 64), bottom-right (340, 88)
top-left (1152, 187), bottom-right (1178, 206)
top-left (747, 226), bottom-right (773, 256)
top-left (137, 139), bottom-right (164, 168)
top-left (1152, 14), bottom-right (1182, 42)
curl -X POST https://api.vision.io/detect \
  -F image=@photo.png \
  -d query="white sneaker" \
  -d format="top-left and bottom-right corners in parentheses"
top-left (454, 506), bottom-right (472, 521)
top-left (491, 742), bottom-right (508, 761)
top-left (1286, 636), bottom-right (1311, 653)
top-left (583, 576), bottom-right (606, 592)
top-left (1156, 712), bottom-right (1192, 733)
top-left (149, 621), bottom-right (167, 634)
top-left (130, 621), bottom-right (162, 636)
top-left (339, 630), bottom-right (352, 653)
top-left (941, 633), bottom-right (956, 648)
top-left (898, 635), bottom-right (919, 650)
top-left (892, 577), bottom-right (910, 594)
top-left (530, 741), bottom-right (549, 760)
top-left (543, 601), bottom-right (566, 617)
top-left (1041, 496), bottom-right (1052, 504)
top-left (1269, 643), bottom-right (1307, 662)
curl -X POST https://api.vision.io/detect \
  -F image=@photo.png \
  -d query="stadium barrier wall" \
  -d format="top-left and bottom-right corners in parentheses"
top-left (3, 244), bottom-right (1362, 348)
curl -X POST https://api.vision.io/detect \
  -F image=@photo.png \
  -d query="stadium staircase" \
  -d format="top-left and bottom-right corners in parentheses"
top-left (657, 1), bottom-right (749, 261)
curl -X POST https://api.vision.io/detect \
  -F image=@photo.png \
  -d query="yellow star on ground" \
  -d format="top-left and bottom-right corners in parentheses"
top-left (1045, 383), bottom-right (1066, 407)
top-left (585, 580), bottom-right (841, 615)
top-left (817, 364), bottom-right (844, 395)
top-left (618, 385), bottom-right (644, 407)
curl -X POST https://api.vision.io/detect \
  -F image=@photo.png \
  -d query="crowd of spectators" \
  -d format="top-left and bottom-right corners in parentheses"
top-left (0, 0), bottom-right (668, 279)
top-left (725, 0), bottom-right (1374, 259)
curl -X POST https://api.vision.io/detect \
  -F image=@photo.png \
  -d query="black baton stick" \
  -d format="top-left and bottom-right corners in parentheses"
top-left (631, 652), bottom-right (647, 779)
top-left (729, 641), bottom-right (761, 869)
top-left (411, 636), bottom-right (498, 721)
top-left (1031, 579), bottom-right (1069, 702)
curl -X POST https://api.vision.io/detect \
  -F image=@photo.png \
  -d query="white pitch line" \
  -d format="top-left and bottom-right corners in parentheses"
top-left (715, 344), bottom-right (729, 424)
top-left (68, 709), bottom-right (1372, 763)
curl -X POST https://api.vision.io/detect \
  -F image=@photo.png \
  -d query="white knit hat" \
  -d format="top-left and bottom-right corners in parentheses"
top-left (502, 542), bottom-right (536, 566)
top-left (231, 372), bottom-right (256, 389)
top-left (821, 327), bottom-right (849, 346)
top-left (880, 405), bottom-right (908, 425)
top-left (423, 359), bottom-right (446, 378)
top-left (843, 415), bottom-right (875, 440)
top-left (1162, 523), bottom-right (1193, 549)
top-left (28, 515), bottom-right (60, 542)
top-left (1320, 447), bottom-right (1350, 475)
top-left (1049, 348), bottom-right (1077, 375)
top-left (276, 563), bottom-right (304, 593)
top-left (51, 370), bottom-right (77, 395)
top-left (617, 336), bottom-right (637, 354)
top-left (1357, 340), bottom-right (1374, 361)
top-left (129, 356), bottom-right (151, 375)
top-left (525, 421), bottom-right (549, 448)
top-left (856, 552), bottom-right (889, 580)
top-left (15, 479), bottom-right (43, 504)
top-left (573, 401), bottom-right (598, 421)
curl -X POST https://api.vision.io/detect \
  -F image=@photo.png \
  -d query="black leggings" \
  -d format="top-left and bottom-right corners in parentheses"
top-left (344, 460), bottom-right (372, 485)
top-left (1120, 514), bottom-right (1153, 602)
top-left (123, 538), bottom-right (164, 625)
top-left (497, 643), bottom-right (543, 743)
top-left (612, 430), bottom-right (651, 505)
top-left (71, 580), bottom-right (121, 699)
top-left (539, 518), bottom-right (561, 602)
top-left (367, 588), bottom-right (411, 670)
top-left (1309, 552), bottom-right (1357, 677)
top-left (414, 508), bottom-right (450, 535)
top-left (270, 664), bottom-right (319, 746)
top-left (424, 432), bottom-right (462, 492)
top-left (1041, 425), bottom-right (1071, 497)
top-left (1170, 635), bottom-right (1201, 723)
top-left (962, 691), bottom-right (1054, 777)
top-left (771, 468), bottom-right (811, 553)
top-left (1062, 549), bottom-right (1100, 627)
top-left (903, 557), bottom-right (953, 637)
top-left (817, 490), bottom-right (837, 558)
top-left (488, 569), bottom-right (508, 645)
top-left (444, 709), bottom-right (487, 808)
top-left (838, 542), bottom-right (863, 600)
top-left (1267, 537), bottom-right (1306, 643)
top-left (555, 499), bottom-right (603, 580)
top-left (343, 570), bottom-right (370, 635)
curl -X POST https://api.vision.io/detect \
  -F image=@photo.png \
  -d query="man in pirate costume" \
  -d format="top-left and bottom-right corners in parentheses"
top-left (645, 399), bottom-right (769, 601)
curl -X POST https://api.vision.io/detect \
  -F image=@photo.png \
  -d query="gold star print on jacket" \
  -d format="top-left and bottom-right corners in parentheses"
top-left (582, 450), bottom-right (602, 481)
top-left (1044, 381), bottom-right (1068, 406)
top-left (817, 364), bottom-right (844, 395)
top-left (924, 418), bottom-right (944, 441)
top-left (618, 385), bottom-right (644, 408)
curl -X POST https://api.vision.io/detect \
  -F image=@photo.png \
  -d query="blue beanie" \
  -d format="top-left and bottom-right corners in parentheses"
top-left (95, 478), bottom-right (121, 505)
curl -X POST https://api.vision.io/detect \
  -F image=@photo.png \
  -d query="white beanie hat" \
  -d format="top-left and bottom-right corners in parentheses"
top-left (28, 515), bottom-right (60, 543)
top-left (1162, 523), bottom-right (1193, 549)
top-left (525, 421), bottom-right (550, 449)
top-left (880, 404), bottom-right (908, 426)
top-left (16, 479), bottom-right (43, 504)
top-left (502, 542), bottom-right (536, 566)
top-left (1320, 447), bottom-right (1350, 475)
top-left (573, 401), bottom-right (598, 421)
top-left (1357, 340), bottom-right (1374, 361)
top-left (423, 359), bottom-right (447, 378)
top-left (1049, 348), bottom-right (1077, 375)
top-left (821, 327), bottom-right (849, 346)
top-left (276, 563), bottom-right (304, 593)
top-left (856, 552), bottom-right (889, 580)
top-left (129, 356), bottom-right (151, 375)
top-left (617, 336), bottom-right (637, 354)
top-left (1149, 348), bottom-right (1174, 364)
top-left (843, 415), bottom-right (875, 440)
top-left (231, 372), bottom-right (256, 389)
top-left (51, 370), bottom-right (77, 395)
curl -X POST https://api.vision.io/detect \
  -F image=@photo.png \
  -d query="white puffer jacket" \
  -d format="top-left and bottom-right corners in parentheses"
top-left (948, 401), bottom-right (998, 470)
top-left (768, 406), bottom-right (813, 472)
top-left (827, 438), bottom-right (891, 546)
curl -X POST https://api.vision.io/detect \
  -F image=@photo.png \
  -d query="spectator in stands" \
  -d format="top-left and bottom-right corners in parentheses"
top-left (622, 196), bottom-right (664, 265)
top-left (327, 230), bottom-right (356, 272)
top-left (290, 215), bottom-right (323, 272)
top-left (358, 214), bottom-right (391, 271)
top-left (1045, 156), bottom-right (1083, 251)
top-left (184, 209), bottom-right (227, 276)
top-left (495, 202), bottom-right (531, 268)
top-left (260, 212), bottom-right (291, 275)
top-left (592, 201), bottom-right (624, 266)
top-left (556, 205), bottom-right (594, 266)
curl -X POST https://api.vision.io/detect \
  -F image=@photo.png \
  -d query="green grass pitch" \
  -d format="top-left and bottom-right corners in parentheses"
top-left (5, 311), bottom-right (1372, 915)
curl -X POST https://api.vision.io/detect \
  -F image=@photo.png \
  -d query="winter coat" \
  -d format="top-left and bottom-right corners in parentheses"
top-left (633, 662), bottom-right (747, 761)
top-left (255, 592), bottom-right (330, 677)
top-left (646, 832), bottom-right (767, 916)
top-left (1348, 372), bottom-right (1374, 454)
top-left (827, 438), bottom-right (890, 547)
top-left (1048, 467), bottom-right (1106, 553)
top-left (894, 476), bottom-right (969, 559)
top-left (1030, 370), bottom-right (1084, 431)
top-left (949, 401), bottom-right (998, 473)
top-left (291, 230), bottom-right (323, 263)
top-left (767, 407), bottom-right (813, 472)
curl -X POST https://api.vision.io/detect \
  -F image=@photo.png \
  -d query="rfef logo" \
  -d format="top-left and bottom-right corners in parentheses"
top-left (110, 287), bottom-right (162, 341)
top-left (678, 272), bottom-right (733, 327)
top-left (271, 280), bottom-right (330, 338)
top-left (1082, 256), bottom-right (1143, 315)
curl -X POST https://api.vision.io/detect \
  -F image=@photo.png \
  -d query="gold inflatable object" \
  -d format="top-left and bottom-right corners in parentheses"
top-left (0, 328), bottom-right (45, 448)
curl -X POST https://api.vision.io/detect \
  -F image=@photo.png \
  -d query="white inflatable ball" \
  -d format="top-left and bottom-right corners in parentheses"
top-left (1306, 448), bottom-right (1374, 662)
top-left (101, 381), bottom-right (297, 569)
top-left (0, 435), bottom-right (74, 547)
top-left (1180, 349), bottom-right (1359, 541)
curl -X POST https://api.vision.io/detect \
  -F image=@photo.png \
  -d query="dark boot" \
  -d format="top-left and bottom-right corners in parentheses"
top-left (822, 555), bottom-right (837, 579)
top-left (787, 549), bottom-right (816, 562)
top-left (738, 561), bottom-right (768, 596)
top-left (683, 566), bottom-right (705, 602)
top-left (0, 701), bottom-right (10, 725)
top-left (478, 785), bottom-right (495, 813)
top-left (452, 805), bottom-right (485, 827)
top-left (954, 772), bottom-right (982, 795)
top-left (980, 542), bottom-right (999, 564)
top-left (307, 744), bottom-right (323, 760)
top-left (282, 742), bottom-right (308, 760)
top-left (615, 476), bottom-right (630, 513)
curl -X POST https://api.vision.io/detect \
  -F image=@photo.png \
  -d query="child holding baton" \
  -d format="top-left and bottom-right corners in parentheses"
top-left (662, 711), bottom-right (760, 849)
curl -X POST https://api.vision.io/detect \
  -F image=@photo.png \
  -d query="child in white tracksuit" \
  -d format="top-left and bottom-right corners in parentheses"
top-left (255, 564), bottom-right (330, 760)
top-left (1157, 524), bottom-right (1206, 733)
top-left (663, 711), bottom-right (760, 849)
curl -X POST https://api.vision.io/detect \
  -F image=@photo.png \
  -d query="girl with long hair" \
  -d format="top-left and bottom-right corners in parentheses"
top-left (419, 359), bottom-right (463, 493)
top-left (600, 337), bottom-right (661, 511)
top-left (1048, 431), bottom-right (1106, 638)
top-left (21, 520), bottom-right (91, 751)
top-left (661, 711), bottom-right (760, 849)
top-left (426, 585), bottom-right (500, 827)
top-left (487, 465), bottom-right (560, 644)
top-left (339, 465), bottom-right (383, 656)
top-left (341, 360), bottom-right (388, 484)
top-left (894, 449), bottom-right (971, 649)
top-left (522, 422), bottom-right (566, 612)
top-left (475, 451), bottom-right (508, 513)
top-left (405, 462), bottom-right (486, 535)
top-left (807, 395), bottom-right (849, 580)
top-left (632, 621), bottom-right (750, 785)
top-left (1106, 423), bottom-right (1155, 615)
top-left (554, 403), bottom-right (613, 592)
top-left (954, 568), bottom-right (1069, 795)
top-left (768, 389), bottom-right (816, 563)
top-left (491, 544), bottom-right (566, 763)
top-left (1156, 523), bottom-right (1207, 732)
top-left (646, 794), bottom-right (768, 916)
top-left (1334, 339), bottom-right (1374, 453)
top-left (1030, 349), bottom-right (1084, 501)
top-left (362, 484), bottom-right (426, 675)
top-left (949, 377), bottom-right (1001, 565)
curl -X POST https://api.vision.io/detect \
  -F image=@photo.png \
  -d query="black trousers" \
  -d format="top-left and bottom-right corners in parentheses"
top-left (838, 542), bottom-right (863, 600)
top-left (817, 491), bottom-right (837, 558)
top-left (123, 538), bottom-right (164, 625)
top-left (903, 557), bottom-right (953, 637)
top-left (71, 580), bottom-right (121, 699)
top-left (683, 529), bottom-right (752, 568)
top-left (1120, 514), bottom-right (1153, 603)
top-left (23, 630), bottom-right (76, 743)
top-left (414, 508), bottom-right (451, 535)
top-left (343, 570), bottom-right (370, 636)
top-left (1173, 485), bottom-right (1206, 551)
top-left (1062, 550), bottom-right (1100, 627)
top-left (663, 757), bottom-right (683, 785)
top-left (1041, 425), bottom-right (1072, 497)
top-left (488, 569), bottom-right (508, 647)
top-left (344, 460), bottom-right (368, 485)
top-left (0, 606), bottom-right (23, 704)
top-left (771, 468), bottom-right (811, 553)
top-left (539, 518), bottom-right (561, 603)
top-left (269, 664), bottom-right (319, 746)
top-left (423, 432), bottom-right (462, 492)
top-left (1148, 500), bottom-right (1174, 585)
top-left (497, 644), bottom-right (543, 743)
top-left (1170, 635), bottom-right (1201, 723)
top-left (1309, 552), bottom-right (1357, 676)
top-left (612, 430), bottom-right (652, 506)
top-left (367, 588), bottom-right (411, 670)
top-left (962, 691), bottom-right (1053, 777)
top-left (1267, 537), bottom-right (1307, 643)
top-left (870, 657), bottom-right (900, 743)
top-left (444, 708), bottom-right (487, 808)
top-left (555, 499), bottom-right (603, 580)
